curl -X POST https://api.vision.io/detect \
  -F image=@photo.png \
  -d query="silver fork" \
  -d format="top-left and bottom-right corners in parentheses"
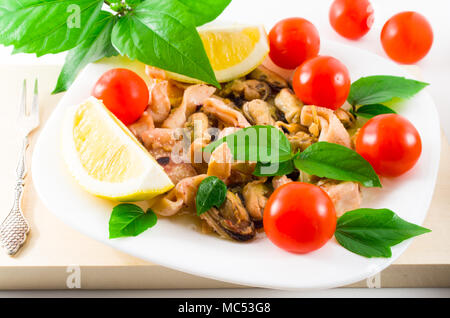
top-left (0, 79), bottom-right (39, 255)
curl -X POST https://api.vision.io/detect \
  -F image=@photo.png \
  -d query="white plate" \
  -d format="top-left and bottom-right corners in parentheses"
top-left (32, 40), bottom-right (440, 290)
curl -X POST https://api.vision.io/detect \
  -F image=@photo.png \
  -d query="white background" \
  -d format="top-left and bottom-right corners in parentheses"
top-left (0, 0), bottom-right (449, 297)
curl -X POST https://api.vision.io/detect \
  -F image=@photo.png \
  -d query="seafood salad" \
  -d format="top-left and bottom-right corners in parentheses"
top-left (62, 20), bottom-right (429, 257)
top-left (128, 64), bottom-right (360, 242)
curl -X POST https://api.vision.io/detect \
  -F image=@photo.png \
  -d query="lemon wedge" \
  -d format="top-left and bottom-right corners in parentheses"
top-left (61, 97), bottom-right (174, 202)
top-left (167, 24), bottom-right (269, 83)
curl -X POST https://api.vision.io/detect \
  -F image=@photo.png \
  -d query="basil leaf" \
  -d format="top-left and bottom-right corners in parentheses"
top-left (294, 142), bottom-right (381, 187)
top-left (196, 176), bottom-right (227, 215)
top-left (253, 160), bottom-right (294, 177)
top-left (355, 104), bottom-right (396, 119)
top-left (125, 0), bottom-right (144, 7)
top-left (111, 0), bottom-right (219, 87)
top-left (178, 0), bottom-right (231, 26)
top-left (0, 2), bottom-right (18, 11)
top-left (0, 0), bottom-right (103, 56)
top-left (336, 232), bottom-right (392, 258)
top-left (335, 208), bottom-right (431, 258)
top-left (203, 125), bottom-right (292, 163)
top-left (127, 0), bottom-right (144, 4)
top-left (347, 75), bottom-right (428, 106)
top-left (53, 11), bottom-right (118, 94)
top-left (109, 204), bottom-right (157, 239)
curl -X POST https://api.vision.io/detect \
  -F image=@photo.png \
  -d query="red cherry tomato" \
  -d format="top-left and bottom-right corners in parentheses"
top-left (263, 182), bottom-right (337, 254)
top-left (329, 0), bottom-right (374, 40)
top-left (292, 55), bottom-right (350, 110)
top-left (92, 68), bottom-right (149, 125)
top-left (356, 114), bottom-right (422, 177)
top-left (381, 12), bottom-right (433, 64)
top-left (268, 17), bottom-right (320, 69)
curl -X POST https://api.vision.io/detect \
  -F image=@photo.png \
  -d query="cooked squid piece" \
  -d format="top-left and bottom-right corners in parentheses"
top-left (301, 105), bottom-right (352, 148)
top-left (207, 143), bottom-right (232, 182)
top-left (161, 159), bottom-right (198, 185)
top-left (202, 97), bottom-right (251, 128)
top-left (206, 142), bottom-right (256, 186)
top-left (128, 111), bottom-right (155, 141)
top-left (162, 84), bottom-right (216, 128)
top-left (128, 83), bottom-right (167, 138)
top-left (242, 179), bottom-right (270, 228)
top-left (151, 174), bottom-right (207, 216)
top-left (145, 66), bottom-right (187, 106)
top-left (211, 127), bottom-right (255, 185)
top-left (128, 105), bottom-right (197, 184)
top-left (200, 191), bottom-right (255, 241)
top-left (140, 128), bottom-right (179, 153)
top-left (139, 128), bottom-right (197, 184)
top-left (242, 99), bottom-right (276, 126)
top-left (274, 88), bottom-right (303, 123)
top-left (218, 126), bottom-right (241, 139)
top-left (214, 127), bottom-right (258, 185)
top-left (272, 175), bottom-right (292, 189)
top-left (248, 65), bottom-right (289, 90)
top-left (317, 179), bottom-right (361, 217)
top-left (148, 79), bottom-right (171, 123)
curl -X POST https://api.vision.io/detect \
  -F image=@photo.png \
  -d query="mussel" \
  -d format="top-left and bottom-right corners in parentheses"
top-left (334, 108), bottom-right (356, 129)
top-left (220, 79), bottom-right (271, 104)
top-left (248, 65), bottom-right (289, 90)
top-left (242, 99), bottom-right (277, 126)
top-left (274, 88), bottom-right (303, 123)
top-left (242, 180), bottom-right (270, 228)
top-left (200, 191), bottom-right (255, 241)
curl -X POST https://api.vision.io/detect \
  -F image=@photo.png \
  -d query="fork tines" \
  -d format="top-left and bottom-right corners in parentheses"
top-left (19, 79), bottom-right (39, 131)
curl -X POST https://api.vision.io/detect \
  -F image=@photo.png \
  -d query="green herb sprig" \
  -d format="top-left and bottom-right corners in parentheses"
top-left (354, 103), bottom-right (397, 119)
top-left (336, 208), bottom-right (431, 258)
top-left (109, 203), bottom-right (157, 238)
top-left (347, 75), bottom-right (428, 116)
top-left (294, 142), bottom-right (381, 187)
top-left (195, 176), bottom-right (227, 215)
top-left (0, 0), bottom-right (232, 93)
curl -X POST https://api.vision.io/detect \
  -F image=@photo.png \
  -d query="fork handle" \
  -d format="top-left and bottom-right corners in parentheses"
top-left (15, 136), bottom-right (29, 206)
top-left (0, 136), bottom-right (31, 255)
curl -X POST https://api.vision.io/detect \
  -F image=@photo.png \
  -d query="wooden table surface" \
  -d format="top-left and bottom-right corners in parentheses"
top-left (0, 65), bottom-right (448, 289)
